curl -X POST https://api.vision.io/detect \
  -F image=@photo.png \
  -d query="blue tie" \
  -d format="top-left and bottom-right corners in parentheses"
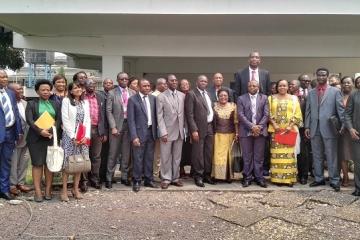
top-left (1, 91), bottom-right (12, 126)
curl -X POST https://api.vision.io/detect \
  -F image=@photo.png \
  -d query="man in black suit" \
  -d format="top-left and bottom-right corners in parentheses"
top-left (128, 78), bottom-right (158, 192)
top-left (234, 51), bottom-right (271, 96)
top-left (185, 75), bottom-right (215, 187)
top-left (207, 72), bottom-right (235, 103)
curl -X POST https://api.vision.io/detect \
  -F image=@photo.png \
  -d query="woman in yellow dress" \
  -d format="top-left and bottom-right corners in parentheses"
top-left (212, 89), bottom-right (238, 183)
top-left (268, 80), bottom-right (302, 187)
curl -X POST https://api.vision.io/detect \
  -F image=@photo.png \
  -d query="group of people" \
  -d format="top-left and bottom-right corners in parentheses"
top-left (1, 50), bottom-right (360, 203)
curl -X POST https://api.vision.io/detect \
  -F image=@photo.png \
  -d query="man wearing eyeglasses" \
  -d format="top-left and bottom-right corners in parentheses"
top-left (105, 72), bottom-right (136, 188)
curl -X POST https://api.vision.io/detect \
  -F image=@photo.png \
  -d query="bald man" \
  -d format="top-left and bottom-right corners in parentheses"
top-left (208, 73), bottom-right (235, 103)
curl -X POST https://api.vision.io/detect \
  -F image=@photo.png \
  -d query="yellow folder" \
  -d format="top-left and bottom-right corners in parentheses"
top-left (34, 111), bottom-right (55, 129)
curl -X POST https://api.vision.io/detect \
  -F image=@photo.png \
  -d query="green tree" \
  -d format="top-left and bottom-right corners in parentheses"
top-left (0, 27), bottom-right (24, 71)
top-left (57, 66), bottom-right (65, 76)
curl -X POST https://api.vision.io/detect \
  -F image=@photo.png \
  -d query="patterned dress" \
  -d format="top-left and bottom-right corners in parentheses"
top-left (268, 95), bottom-right (302, 185)
top-left (62, 102), bottom-right (89, 166)
top-left (211, 102), bottom-right (237, 180)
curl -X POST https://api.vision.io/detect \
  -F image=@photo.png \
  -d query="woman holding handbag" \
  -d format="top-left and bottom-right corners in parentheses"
top-left (61, 82), bottom-right (91, 201)
top-left (268, 80), bottom-right (303, 187)
top-left (26, 80), bottom-right (61, 202)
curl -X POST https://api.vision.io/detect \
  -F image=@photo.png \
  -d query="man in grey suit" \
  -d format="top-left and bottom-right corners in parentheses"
top-left (185, 75), bottom-right (215, 187)
top-left (106, 72), bottom-right (136, 188)
top-left (208, 73), bottom-right (235, 103)
top-left (233, 51), bottom-right (271, 96)
top-left (305, 67), bottom-right (344, 192)
top-left (157, 74), bottom-right (185, 189)
top-left (8, 83), bottom-right (31, 195)
top-left (128, 79), bottom-right (158, 192)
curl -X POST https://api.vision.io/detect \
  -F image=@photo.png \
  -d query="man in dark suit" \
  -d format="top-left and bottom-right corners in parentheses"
top-left (0, 70), bottom-right (23, 200)
top-left (305, 68), bottom-right (344, 192)
top-left (208, 72), bottom-right (235, 103)
top-left (185, 75), bottom-right (215, 187)
top-left (233, 51), bottom-right (271, 96)
top-left (237, 80), bottom-right (269, 188)
top-left (128, 78), bottom-right (158, 192)
top-left (84, 78), bottom-right (108, 189)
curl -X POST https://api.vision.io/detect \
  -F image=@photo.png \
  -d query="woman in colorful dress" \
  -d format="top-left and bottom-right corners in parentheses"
top-left (212, 88), bottom-right (238, 183)
top-left (268, 79), bottom-right (302, 187)
top-left (60, 82), bottom-right (91, 201)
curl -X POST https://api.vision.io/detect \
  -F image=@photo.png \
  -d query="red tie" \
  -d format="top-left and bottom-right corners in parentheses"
top-left (251, 70), bottom-right (256, 81)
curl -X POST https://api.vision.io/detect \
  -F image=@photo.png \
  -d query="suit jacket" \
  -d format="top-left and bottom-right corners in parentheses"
top-left (128, 93), bottom-right (157, 143)
top-left (207, 85), bottom-right (235, 103)
top-left (156, 89), bottom-right (185, 141)
top-left (25, 98), bottom-right (61, 144)
top-left (237, 93), bottom-right (269, 137)
top-left (234, 67), bottom-right (271, 96)
top-left (61, 97), bottom-right (91, 139)
top-left (305, 86), bottom-right (344, 138)
top-left (106, 86), bottom-right (136, 132)
top-left (0, 89), bottom-right (23, 143)
top-left (345, 90), bottom-right (360, 133)
top-left (185, 88), bottom-right (212, 139)
top-left (16, 99), bottom-right (29, 148)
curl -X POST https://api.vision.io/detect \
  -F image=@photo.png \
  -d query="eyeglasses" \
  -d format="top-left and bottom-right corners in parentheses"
top-left (118, 78), bottom-right (129, 81)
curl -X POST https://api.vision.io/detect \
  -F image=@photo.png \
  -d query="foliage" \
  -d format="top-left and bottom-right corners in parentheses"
top-left (0, 29), bottom-right (24, 71)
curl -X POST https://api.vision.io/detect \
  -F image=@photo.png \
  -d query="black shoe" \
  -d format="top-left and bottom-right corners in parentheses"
top-left (309, 181), bottom-right (325, 187)
top-left (79, 183), bottom-right (88, 192)
top-left (105, 181), bottom-right (112, 189)
top-left (242, 181), bottom-right (250, 188)
top-left (121, 179), bottom-right (132, 186)
top-left (330, 183), bottom-right (340, 192)
top-left (0, 192), bottom-right (14, 200)
top-left (258, 181), bottom-right (267, 188)
top-left (352, 191), bottom-right (360, 196)
top-left (299, 178), bottom-right (307, 185)
top-left (263, 170), bottom-right (270, 177)
top-left (89, 181), bottom-right (101, 189)
top-left (194, 179), bottom-right (205, 187)
top-left (133, 182), bottom-right (140, 192)
top-left (203, 177), bottom-right (216, 185)
top-left (144, 181), bottom-right (158, 188)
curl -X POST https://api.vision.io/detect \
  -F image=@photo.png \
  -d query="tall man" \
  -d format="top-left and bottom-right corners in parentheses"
top-left (84, 79), bottom-right (107, 189)
top-left (208, 72), bottom-right (235, 103)
top-left (234, 51), bottom-right (271, 96)
top-left (99, 78), bottom-right (114, 183)
top-left (0, 70), bottom-right (23, 200)
top-left (157, 74), bottom-right (185, 189)
top-left (237, 80), bottom-right (269, 188)
top-left (185, 75), bottom-right (215, 187)
top-left (305, 68), bottom-right (344, 192)
top-left (106, 72), bottom-right (135, 188)
top-left (8, 83), bottom-right (30, 195)
top-left (128, 78), bottom-right (158, 192)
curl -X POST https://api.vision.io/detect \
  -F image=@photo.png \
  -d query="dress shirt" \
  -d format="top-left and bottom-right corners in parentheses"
top-left (317, 84), bottom-right (327, 102)
top-left (0, 89), bottom-right (15, 127)
top-left (249, 66), bottom-right (259, 82)
top-left (119, 86), bottom-right (129, 119)
top-left (84, 92), bottom-right (99, 125)
top-left (139, 92), bottom-right (152, 127)
top-left (197, 88), bottom-right (214, 123)
top-left (17, 101), bottom-right (26, 121)
top-left (249, 93), bottom-right (258, 124)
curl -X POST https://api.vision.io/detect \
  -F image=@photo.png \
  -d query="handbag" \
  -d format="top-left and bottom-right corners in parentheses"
top-left (64, 146), bottom-right (91, 174)
top-left (274, 130), bottom-right (298, 146)
top-left (230, 140), bottom-right (243, 173)
top-left (46, 126), bottom-right (64, 172)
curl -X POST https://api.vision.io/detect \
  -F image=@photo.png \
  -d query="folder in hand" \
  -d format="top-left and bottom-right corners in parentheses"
top-left (76, 123), bottom-right (90, 145)
top-left (34, 111), bottom-right (55, 130)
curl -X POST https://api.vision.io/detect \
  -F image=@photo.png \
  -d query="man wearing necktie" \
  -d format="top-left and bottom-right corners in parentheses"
top-left (185, 75), bottom-right (215, 187)
top-left (156, 74), bottom-right (185, 189)
top-left (305, 68), bottom-right (344, 192)
top-left (128, 78), bottom-right (158, 192)
top-left (106, 72), bottom-right (136, 188)
top-left (0, 70), bottom-right (23, 200)
top-left (233, 51), bottom-right (271, 97)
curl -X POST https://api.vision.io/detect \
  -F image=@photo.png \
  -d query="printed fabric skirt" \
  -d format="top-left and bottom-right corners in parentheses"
top-left (270, 134), bottom-right (297, 184)
top-left (212, 133), bottom-right (235, 180)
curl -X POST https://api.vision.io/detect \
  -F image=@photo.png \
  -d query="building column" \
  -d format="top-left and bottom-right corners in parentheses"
top-left (102, 55), bottom-right (123, 81)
